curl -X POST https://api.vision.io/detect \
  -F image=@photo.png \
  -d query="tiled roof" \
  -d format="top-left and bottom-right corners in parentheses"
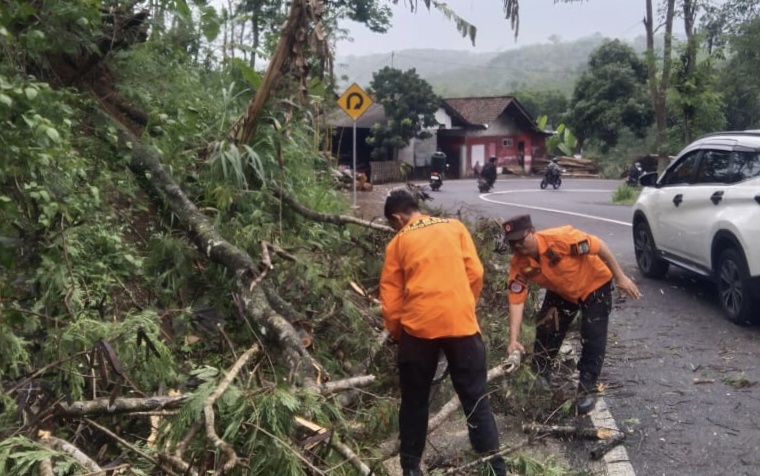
top-left (442, 96), bottom-right (515, 126)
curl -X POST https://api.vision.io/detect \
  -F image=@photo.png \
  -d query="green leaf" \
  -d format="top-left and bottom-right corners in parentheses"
top-left (45, 127), bottom-right (61, 143)
top-left (231, 58), bottom-right (262, 89)
top-left (173, 0), bottom-right (192, 19)
top-left (24, 87), bottom-right (37, 100)
top-left (0, 94), bottom-right (11, 106)
top-left (200, 6), bottom-right (221, 42)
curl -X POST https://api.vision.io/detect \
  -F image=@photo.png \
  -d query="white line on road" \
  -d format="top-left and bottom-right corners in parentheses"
top-left (479, 190), bottom-right (632, 227)
top-left (589, 399), bottom-right (637, 476)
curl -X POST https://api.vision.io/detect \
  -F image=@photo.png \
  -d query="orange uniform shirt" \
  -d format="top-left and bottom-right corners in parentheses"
top-left (507, 226), bottom-right (612, 305)
top-left (380, 216), bottom-right (483, 340)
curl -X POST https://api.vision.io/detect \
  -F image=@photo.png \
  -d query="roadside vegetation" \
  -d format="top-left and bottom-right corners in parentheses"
top-left (612, 184), bottom-right (643, 205)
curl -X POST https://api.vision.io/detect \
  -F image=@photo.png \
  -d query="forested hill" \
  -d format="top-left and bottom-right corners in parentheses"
top-left (335, 49), bottom-right (500, 88)
top-left (337, 33), bottom-right (652, 96)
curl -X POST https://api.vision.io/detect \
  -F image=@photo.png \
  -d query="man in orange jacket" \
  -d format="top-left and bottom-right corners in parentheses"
top-left (503, 214), bottom-right (641, 414)
top-left (380, 189), bottom-right (505, 476)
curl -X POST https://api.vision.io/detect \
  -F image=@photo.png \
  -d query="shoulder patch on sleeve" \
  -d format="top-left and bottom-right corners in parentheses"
top-left (574, 239), bottom-right (590, 255)
top-left (509, 280), bottom-right (526, 294)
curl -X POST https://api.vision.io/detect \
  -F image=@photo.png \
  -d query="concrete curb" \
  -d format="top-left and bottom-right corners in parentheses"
top-left (589, 398), bottom-right (637, 476)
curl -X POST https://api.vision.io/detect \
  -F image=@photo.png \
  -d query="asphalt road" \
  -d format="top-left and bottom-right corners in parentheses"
top-left (432, 176), bottom-right (760, 476)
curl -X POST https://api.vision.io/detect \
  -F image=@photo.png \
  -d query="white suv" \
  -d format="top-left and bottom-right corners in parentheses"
top-left (632, 132), bottom-right (760, 323)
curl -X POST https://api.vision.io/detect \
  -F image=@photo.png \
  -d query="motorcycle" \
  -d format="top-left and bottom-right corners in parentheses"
top-left (626, 166), bottom-right (643, 186)
top-left (540, 167), bottom-right (562, 189)
top-left (430, 171), bottom-right (443, 191)
top-left (477, 176), bottom-right (494, 193)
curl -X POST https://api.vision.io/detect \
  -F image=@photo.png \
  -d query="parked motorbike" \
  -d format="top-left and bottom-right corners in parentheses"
top-left (430, 171), bottom-right (443, 191)
top-left (540, 167), bottom-right (562, 189)
top-left (477, 176), bottom-right (494, 193)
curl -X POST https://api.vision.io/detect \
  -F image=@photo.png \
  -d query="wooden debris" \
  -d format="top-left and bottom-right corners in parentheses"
top-left (532, 155), bottom-right (600, 177)
top-left (38, 432), bottom-right (103, 474)
top-left (590, 432), bottom-right (627, 460)
top-left (522, 423), bottom-right (622, 440)
top-left (203, 345), bottom-right (259, 475)
top-left (294, 417), bottom-right (332, 450)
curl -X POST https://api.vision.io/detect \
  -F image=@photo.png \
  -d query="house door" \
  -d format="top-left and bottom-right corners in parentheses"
top-left (518, 141), bottom-right (525, 167)
top-left (471, 144), bottom-right (485, 174)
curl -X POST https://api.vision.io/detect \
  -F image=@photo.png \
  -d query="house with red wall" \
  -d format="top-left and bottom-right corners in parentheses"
top-left (436, 96), bottom-right (551, 177)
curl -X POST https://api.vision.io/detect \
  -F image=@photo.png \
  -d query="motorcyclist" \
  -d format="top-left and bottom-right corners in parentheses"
top-left (627, 162), bottom-right (643, 186)
top-left (544, 157), bottom-right (560, 182)
top-left (481, 156), bottom-right (498, 187)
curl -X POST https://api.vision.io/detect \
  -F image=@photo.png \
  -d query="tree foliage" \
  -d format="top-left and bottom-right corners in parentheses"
top-left (366, 66), bottom-right (440, 160)
top-left (718, 16), bottom-right (760, 130)
top-left (511, 89), bottom-right (568, 129)
top-left (566, 40), bottom-right (653, 152)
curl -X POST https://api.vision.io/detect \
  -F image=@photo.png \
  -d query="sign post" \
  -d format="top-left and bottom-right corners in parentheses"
top-left (337, 83), bottom-right (373, 208)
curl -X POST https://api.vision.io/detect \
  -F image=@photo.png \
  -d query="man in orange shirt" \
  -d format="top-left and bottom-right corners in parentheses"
top-left (503, 214), bottom-right (641, 414)
top-left (380, 189), bottom-right (505, 476)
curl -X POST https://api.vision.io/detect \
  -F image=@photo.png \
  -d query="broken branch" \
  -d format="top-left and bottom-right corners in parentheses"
top-left (57, 395), bottom-right (188, 417)
top-left (522, 423), bottom-right (622, 440)
top-left (330, 436), bottom-right (372, 475)
top-left (204, 345), bottom-right (258, 475)
top-left (39, 458), bottom-right (54, 476)
top-left (274, 187), bottom-right (394, 233)
top-left (441, 441), bottom-right (529, 474)
top-left (320, 375), bottom-right (376, 395)
top-left (84, 417), bottom-right (185, 476)
top-left (122, 134), bottom-right (321, 385)
top-left (590, 432), bottom-right (627, 460)
top-left (38, 434), bottom-right (102, 474)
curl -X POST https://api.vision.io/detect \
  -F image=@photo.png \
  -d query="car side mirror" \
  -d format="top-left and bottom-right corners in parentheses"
top-left (639, 172), bottom-right (658, 187)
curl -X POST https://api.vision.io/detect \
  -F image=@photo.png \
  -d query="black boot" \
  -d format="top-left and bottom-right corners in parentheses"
top-left (576, 378), bottom-right (598, 415)
top-left (575, 393), bottom-right (597, 414)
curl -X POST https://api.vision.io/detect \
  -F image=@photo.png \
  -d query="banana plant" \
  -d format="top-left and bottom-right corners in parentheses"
top-left (537, 115), bottom-right (578, 156)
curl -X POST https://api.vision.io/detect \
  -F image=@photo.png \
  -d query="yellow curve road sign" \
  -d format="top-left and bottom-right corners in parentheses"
top-left (337, 83), bottom-right (373, 120)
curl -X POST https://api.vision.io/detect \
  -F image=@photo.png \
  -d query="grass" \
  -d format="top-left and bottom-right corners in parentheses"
top-left (611, 184), bottom-right (642, 205)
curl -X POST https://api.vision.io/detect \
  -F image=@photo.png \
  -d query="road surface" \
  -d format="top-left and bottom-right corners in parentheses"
top-left (432, 177), bottom-right (760, 476)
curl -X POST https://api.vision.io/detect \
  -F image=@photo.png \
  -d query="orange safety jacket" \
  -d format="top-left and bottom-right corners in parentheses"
top-left (380, 215), bottom-right (483, 340)
top-left (507, 226), bottom-right (612, 305)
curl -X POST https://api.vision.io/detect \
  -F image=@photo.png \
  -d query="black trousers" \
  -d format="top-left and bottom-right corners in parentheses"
top-left (531, 281), bottom-right (613, 391)
top-left (397, 332), bottom-right (506, 475)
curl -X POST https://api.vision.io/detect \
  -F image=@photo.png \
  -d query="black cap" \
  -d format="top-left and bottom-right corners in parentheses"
top-left (503, 214), bottom-right (533, 241)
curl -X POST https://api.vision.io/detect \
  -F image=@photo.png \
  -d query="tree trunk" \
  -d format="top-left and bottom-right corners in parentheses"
top-left (645, 0), bottom-right (676, 172)
top-left (682, 0), bottom-right (698, 144)
top-left (252, 13), bottom-right (259, 69)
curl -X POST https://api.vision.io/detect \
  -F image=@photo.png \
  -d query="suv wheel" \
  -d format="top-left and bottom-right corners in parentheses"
top-left (716, 248), bottom-right (755, 324)
top-left (634, 220), bottom-right (669, 278)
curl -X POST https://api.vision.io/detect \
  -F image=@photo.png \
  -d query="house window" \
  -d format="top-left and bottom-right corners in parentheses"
top-left (502, 138), bottom-right (513, 147)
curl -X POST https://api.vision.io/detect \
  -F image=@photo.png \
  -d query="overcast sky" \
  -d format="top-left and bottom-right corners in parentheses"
top-left (336, 0), bottom-right (654, 56)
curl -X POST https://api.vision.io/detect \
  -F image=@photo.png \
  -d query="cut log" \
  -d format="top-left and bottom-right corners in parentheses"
top-left (522, 423), bottom-right (623, 440)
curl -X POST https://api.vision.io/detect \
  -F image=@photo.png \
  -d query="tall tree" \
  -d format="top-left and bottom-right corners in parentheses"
top-left (644, 0), bottom-right (677, 171)
top-left (719, 16), bottom-right (760, 130)
top-left (366, 67), bottom-right (440, 160)
top-left (566, 40), bottom-right (653, 152)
